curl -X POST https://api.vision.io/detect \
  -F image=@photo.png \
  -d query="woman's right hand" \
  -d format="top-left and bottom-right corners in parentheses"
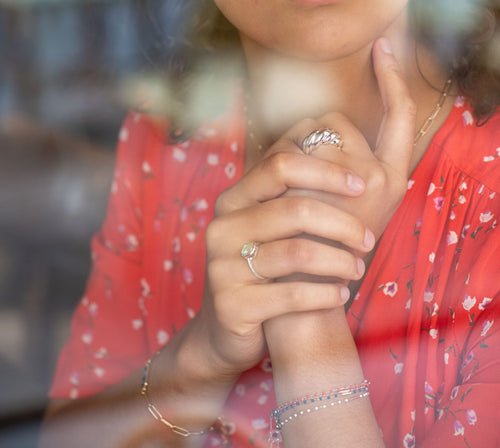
top-left (196, 151), bottom-right (376, 377)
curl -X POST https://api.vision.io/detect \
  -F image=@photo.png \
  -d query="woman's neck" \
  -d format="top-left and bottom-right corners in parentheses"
top-left (241, 16), bottom-right (454, 173)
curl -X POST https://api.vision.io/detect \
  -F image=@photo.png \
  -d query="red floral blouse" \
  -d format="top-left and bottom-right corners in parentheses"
top-left (51, 96), bottom-right (500, 447)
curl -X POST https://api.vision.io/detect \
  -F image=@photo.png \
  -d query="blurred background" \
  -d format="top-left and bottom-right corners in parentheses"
top-left (0, 0), bottom-right (177, 445)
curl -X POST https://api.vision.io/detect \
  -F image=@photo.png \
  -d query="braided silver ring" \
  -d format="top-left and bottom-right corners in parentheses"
top-left (240, 242), bottom-right (266, 280)
top-left (302, 129), bottom-right (343, 155)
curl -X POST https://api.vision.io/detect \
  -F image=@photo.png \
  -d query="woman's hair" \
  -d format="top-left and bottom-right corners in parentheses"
top-left (139, 0), bottom-right (500, 129)
top-left (410, 0), bottom-right (500, 124)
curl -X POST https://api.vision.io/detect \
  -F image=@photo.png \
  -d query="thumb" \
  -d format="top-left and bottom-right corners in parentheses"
top-left (373, 37), bottom-right (417, 177)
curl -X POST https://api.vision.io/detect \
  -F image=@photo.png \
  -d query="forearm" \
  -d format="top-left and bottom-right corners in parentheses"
top-left (39, 316), bottom-right (238, 448)
top-left (264, 308), bottom-right (384, 448)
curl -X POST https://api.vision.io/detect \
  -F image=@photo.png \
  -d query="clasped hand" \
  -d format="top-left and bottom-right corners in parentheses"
top-left (197, 38), bottom-right (417, 378)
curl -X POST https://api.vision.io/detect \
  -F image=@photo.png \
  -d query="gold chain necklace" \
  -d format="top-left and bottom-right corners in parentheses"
top-left (245, 77), bottom-right (453, 152)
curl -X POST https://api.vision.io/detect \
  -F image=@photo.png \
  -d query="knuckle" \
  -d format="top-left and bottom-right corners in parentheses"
top-left (367, 167), bottom-right (388, 190)
top-left (266, 151), bottom-right (293, 178)
top-left (214, 190), bottom-right (232, 216)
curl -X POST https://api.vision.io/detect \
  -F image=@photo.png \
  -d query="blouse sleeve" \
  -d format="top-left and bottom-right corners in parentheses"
top-left (50, 113), bottom-right (151, 399)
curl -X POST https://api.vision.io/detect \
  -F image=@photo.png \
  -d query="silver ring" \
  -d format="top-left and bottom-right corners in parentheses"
top-left (302, 129), bottom-right (343, 155)
top-left (240, 242), bottom-right (266, 280)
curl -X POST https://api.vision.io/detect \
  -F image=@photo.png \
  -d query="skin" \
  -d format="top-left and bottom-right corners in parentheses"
top-left (40, 1), bottom-right (455, 447)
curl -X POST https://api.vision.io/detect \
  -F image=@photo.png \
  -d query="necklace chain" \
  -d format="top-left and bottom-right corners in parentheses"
top-left (245, 77), bottom-right (453, 152)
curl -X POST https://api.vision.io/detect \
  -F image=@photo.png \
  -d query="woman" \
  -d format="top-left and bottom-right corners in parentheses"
top-left (40, 0), bottom-right (500, 447)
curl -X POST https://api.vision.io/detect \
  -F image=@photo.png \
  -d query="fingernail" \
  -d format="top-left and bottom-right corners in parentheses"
top-left (357, 258), bottom-right (365, 276)
top-left (364, 229), bottom-right (375, 250)
top-left (379, 37), bottom-right (393, 55)
top-left (340, 286), bottom-right (350, 303)
top-left (346, 173), bottom-right (364, 192)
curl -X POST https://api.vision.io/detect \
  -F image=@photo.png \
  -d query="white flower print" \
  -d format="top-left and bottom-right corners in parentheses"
top-left (383, 281), bottom-right (398, 297)
top-left (94, 347), bottom-right (109, 359)
top-left (257, 394), bottom-right (268, 405)
top-left (432, 303), bottom-right (439, 316)
top-left (450, 386), bottom-right (459, 400)
top-left (394, 363), bottom-right (404, 374)
top-left (423, 289), bottom-right (434, 303)
top-left (408, 179), bottom-right (415, 190)
top-left (194, 199), bottom-right (209, 211)
top-left (444, 352), bottom-right (450, 365)
top-left (186, 232), bottom-right (196, 242)
top-left (479, 210), bottom-right (494, 223)
top-left (466, 409), bottom-right (477, 425)
top-left (225, 162), bottom-right (236, 179)
top-left (405, 298), bottom-right (412, 310)
top-left (207, 153), bottom-right (219, 166)
top-left (429, 252), bottom-right (435, 263)
top-left (462, 110), bottom-right (473, 126)
top-left (462, 295), bottom-right (476, 311)
top-left (459, 181), bottom-right (467, 191)
top-left (429, 329), bottom-right (438, 339)
top-left (251, 418), bottom-right (268, 430)
top-left (461, 225), bottom-right (471, 239)
top-left (427, 182), bottom-right (436, 196)
top-left (70, 388), bottom-right (79, 400)
top-left (403, 433), bottom-right (416, 448)
top-left (157, 329), bottom-right (169, 345)
top-left (183, 268), bottom-right (193, 284)
top-left (88, 302), bottom-right (98, 316)
top-left (454, 419), bottom-right (465, 436)
top-left (119, 127), bottom-right (129, 142)
top-left (447, 231), bottom-right (458, 245)
top-left (479, 297), bottom-right (493, 310)
top-left (93, 367), bottom-right (105, 378)
top-left (142, 161), bottom-right (152, 175)
top-left (70, 372), bottom-right (80, 386)
top-left (483, 156), bottom-right (496, 162)
top-left (230, 141), bottom-right (238, 152)
top-left (187, 308), bottom-right (196, 319)
top-left (411, 410), bottom-right (416, 422)
top-left (126, 234), bottom-right (139, 251)
top-left (140, 278), bottom-right (151, 297)
top-left (163, 260), bottom-right (173, 271)
top-left (81, 332), bottom-right (93, 345)
top-left (235, 384), bottom-right (246, 396)
top-left (173, 147), bottom-right (187, 163)
top-left (132, 319), bottom-right (143, 330)
top-left (173, 237), bottom-right (181, 253)
top-left (481, 320), bottom-right (494, 337)
top-left (458, 194), bottom-right (466, 204)
top-left (455, 96), bottom-right (465, 107)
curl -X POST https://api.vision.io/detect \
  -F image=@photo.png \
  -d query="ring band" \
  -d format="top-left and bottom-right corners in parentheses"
top-left (241, 242), bottom-right (266, 280)
top-left (302, 129), bottom-right (343, 155)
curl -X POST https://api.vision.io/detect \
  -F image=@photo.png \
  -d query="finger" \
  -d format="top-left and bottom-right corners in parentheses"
top-left (212, 238), bottom-right (365, 284)
top-left (207, 196), bottom-right (376, 258)
top-left (373, 37), bottom-right (417, 175)
top-left (215, 151), bottom-right (365, 216)
top-left (223, 282), bottom-right (351, 326)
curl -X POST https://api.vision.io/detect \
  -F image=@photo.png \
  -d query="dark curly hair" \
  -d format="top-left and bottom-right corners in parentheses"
top-left (139, 0), bottom-right (500, 129)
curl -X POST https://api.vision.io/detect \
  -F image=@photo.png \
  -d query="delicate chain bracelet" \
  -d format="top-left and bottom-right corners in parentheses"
top-left (269, 380), bottom-right (370, 446)
top-left (141, 353), bottom-right (221, 438)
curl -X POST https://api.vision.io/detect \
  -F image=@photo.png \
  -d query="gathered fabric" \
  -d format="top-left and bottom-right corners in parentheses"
top-left (51, 96), bottom-right (500, 447)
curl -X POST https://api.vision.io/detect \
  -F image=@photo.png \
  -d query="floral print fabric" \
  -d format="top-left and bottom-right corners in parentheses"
top-left (51, 97), bottom-right (500, 447)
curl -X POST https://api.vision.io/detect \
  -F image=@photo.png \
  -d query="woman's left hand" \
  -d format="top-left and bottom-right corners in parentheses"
top-left (265, 37), bottom-right (417, 242)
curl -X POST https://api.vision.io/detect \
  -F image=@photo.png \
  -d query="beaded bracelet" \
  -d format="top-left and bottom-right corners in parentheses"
top-left (141, 354), bottom-right (221, 438)
top-left (269, 380), bottom-right (370, 446)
